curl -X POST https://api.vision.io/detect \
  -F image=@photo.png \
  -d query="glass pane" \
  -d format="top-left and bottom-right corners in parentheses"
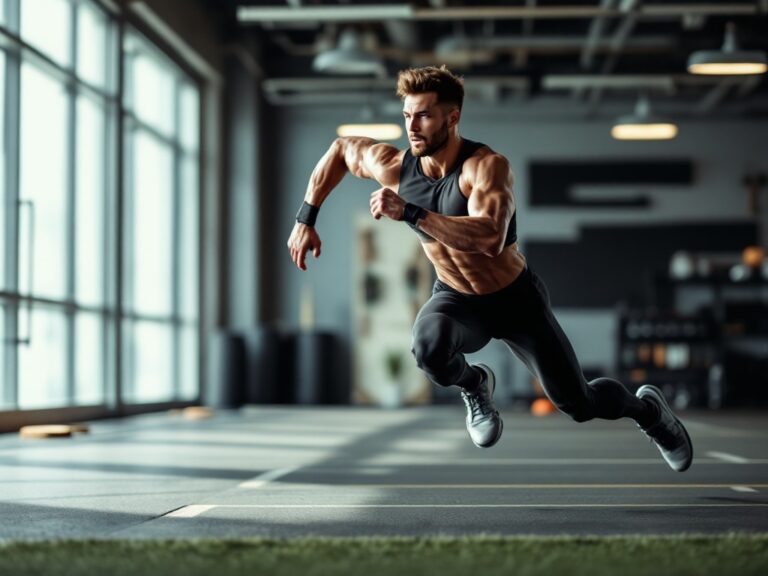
top-left (18, 307), bottom-right (68, 409)
top-left (0, 53), bottom-right (5, 291)
top-left (179, 83), bottom-right (199, 152)
top-left (130, 130), bottom-right (173, 316)
top-left (75, 312), bottom-right (104, 405)
top-left (76, 95), bottom-right (105, 306)
top-left (126, 41), bottom-right (174, 137)
top-left (0, 304), bottom-right (8, 410)
top-left (77, 1), bottom-right (107, 88)
top-left (21, 0), bottom-right (72, 69)
top-left (19, 64), bottom-right (68, 300)
top-left (180, 156), bottom-right (198, 320)
top-left (179, 325), bottom-right (198, 400)
top-left (125, 320), bottom-right (173, 403)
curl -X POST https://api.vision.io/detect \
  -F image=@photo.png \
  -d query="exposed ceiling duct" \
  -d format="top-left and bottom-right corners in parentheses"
top-left (434, 34), bottom-right (674, 59)
top-left (238, 3), bottom-right (760, 24)
top-left (235, 1), bottom-right (768, 117)
top-left (261, 74), bottom-right (750, 109)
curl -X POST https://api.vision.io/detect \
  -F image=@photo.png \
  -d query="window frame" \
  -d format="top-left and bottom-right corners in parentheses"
top-left (0, 0), bottom-right (204, 430)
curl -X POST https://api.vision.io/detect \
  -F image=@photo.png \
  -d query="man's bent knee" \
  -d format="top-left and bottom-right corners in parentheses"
top-left (411, 336), bottom-right (450, 372)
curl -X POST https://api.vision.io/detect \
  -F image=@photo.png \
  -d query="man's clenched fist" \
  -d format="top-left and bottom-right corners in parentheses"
top-left (369, 187), bottom-right (406, 221)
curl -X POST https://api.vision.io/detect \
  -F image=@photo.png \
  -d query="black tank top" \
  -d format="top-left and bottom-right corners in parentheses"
top-left (398, 138), bottom-right (517, 245)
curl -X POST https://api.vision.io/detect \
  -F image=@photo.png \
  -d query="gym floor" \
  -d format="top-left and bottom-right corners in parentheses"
top-left (0, 405), bottom-right (766, 540)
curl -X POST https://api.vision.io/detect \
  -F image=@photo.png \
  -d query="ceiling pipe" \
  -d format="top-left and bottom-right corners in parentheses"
top-left (580, 0), bottom-right (618, 70)
top-left (435, 35), bottom-right (672, 54)
top-left (695, 79), bottom-right (739, 114)
top-left (261, 74), bottom-right (697, 103)
top-left (237, 4), bottom-right (757, 24)
top-left (587, 0), bottom-right (642, 108)
top-left (515, 0), bottom-right (539, 67)
top-left (544, 74), bottom-right (676, 91)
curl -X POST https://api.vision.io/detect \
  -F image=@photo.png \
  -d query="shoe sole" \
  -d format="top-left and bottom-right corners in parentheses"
top-left (636, 384), bottom-right (693, 472)
top-left (470, 364), bottom-right (503, 449)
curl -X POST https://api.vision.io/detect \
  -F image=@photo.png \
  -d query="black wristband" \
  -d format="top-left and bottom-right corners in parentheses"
top-left (401, 202), bottom-right (427, 226)
top-left (296, 201), bottom-right (319, 227)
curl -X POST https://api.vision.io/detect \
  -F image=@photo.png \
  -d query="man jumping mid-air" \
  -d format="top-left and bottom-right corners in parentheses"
top-left (287, 65), bottom-right (693, 472)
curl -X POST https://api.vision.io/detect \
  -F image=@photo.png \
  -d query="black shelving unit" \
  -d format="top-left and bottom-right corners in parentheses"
top-left (617, 309), bottom-right (718, 408)
top-left (618, 269), bottom-right (768, 408)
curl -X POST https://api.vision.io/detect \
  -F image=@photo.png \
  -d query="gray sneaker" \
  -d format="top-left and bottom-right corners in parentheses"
top-left (460, 364), bottom-right (503, 448)
top-left (636, 384), bottom-right (693, 472)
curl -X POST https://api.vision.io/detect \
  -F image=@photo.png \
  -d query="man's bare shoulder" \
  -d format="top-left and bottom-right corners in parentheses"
top-left (465, 145), bottom-right (510, 172)
top-left (365, 143), bottom-right (407, 186)
top-left (461, 145), bottom-right (513, 189)
top-left (366, 142), bottom-right (406, 166)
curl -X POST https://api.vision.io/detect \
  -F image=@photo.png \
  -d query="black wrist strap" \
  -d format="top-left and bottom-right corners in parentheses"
top-left (401, 202), bottom-right (427, 226)
top-left (296, 201), bottom-right (319, 227)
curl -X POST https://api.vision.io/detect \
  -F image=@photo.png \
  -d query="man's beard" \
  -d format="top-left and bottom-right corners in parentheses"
top-left (411, 122), bottom-right (449, 157)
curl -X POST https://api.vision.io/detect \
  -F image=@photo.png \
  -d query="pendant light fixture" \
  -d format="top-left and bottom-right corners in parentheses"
top-left (312, 28), bottom-right (386, 77)
top-left (687, 22), bottom-right (767, 76)
top-left (611, 95), bottom-right (678, 141)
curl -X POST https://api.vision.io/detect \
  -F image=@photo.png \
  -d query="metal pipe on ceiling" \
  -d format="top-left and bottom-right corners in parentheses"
top-left (237, 4), bottom-right (758, 24)
top-left (587, 0), bottom-right (642, 107)
top-left (581, 0), bottom-right (618, 70)
top-left (261, 74), bottom-right (692, 99)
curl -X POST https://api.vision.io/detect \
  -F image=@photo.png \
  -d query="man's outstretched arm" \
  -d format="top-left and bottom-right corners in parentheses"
top-left (288, 137), bottom-right (399, 271)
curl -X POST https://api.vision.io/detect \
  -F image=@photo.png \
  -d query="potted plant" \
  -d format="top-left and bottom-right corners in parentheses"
top-left (381, 349), bottom-right (405, 408)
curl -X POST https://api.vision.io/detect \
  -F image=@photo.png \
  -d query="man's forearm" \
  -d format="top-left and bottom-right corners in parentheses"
top-left (417, 211), bottom-right (503, 257)
top-left (304, 139), bottom-right (349, 206)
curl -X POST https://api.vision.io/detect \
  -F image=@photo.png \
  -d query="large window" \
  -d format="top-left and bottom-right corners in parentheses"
top-left (123, 31), bottom-right (200, 404)
top-left (0, 52), bottom-right (6, 293)
top-left (0, 1), bottom-right (201, 414)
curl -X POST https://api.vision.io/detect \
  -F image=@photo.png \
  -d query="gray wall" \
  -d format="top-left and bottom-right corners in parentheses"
top-left (259, 100), bottom-right (768, 402)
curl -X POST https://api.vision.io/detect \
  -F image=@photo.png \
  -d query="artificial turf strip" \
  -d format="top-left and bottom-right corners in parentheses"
top-left (0, 534), bottom-right (766, 576)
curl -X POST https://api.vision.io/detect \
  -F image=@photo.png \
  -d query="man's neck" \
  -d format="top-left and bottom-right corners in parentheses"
top-left (419, 134), bottom-right (463, 179)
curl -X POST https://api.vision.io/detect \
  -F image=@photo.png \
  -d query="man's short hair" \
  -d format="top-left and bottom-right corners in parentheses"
top-left (396, 65), bottom-right (465, 110)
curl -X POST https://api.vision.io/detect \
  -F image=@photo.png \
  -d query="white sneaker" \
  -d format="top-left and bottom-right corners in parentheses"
top-left (636, 384), bottom-right (693, 472)
top-left (460, 364), bottom-right (503, 448)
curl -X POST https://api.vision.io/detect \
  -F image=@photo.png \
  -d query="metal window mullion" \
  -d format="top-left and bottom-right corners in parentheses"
top-left (195, 83), bottom-right (204, 404)
top-left (2, 0), bottom-right (20, 408)
top-left (65, 0), bottom-right (78, 405)
top-left (171, 77), bottom-right (181, 400)
top-left (4, 0), bottom-right (18, 34)
top-left (0, 291), bottom-right (111, 313)
top-left (103, 16), bottom-right (119, 411)
top-left (122, 119), bottom-right (135, 405)
top-left (118, 30), bottom-right (131, 409)
top-left (0, 26), bottom-right (114, 103)
top-left (123, 112), bottom-right (177, 148)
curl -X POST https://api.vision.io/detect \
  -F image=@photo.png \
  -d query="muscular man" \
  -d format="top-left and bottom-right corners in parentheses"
top-left (287, 66), bottom-right (693, 472)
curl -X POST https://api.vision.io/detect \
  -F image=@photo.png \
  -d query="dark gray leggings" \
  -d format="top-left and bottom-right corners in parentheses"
top-left (411, 265), bottom-right (654, 425)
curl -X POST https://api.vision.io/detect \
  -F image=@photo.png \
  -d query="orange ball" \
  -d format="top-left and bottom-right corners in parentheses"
top-left (531, 397), bottom-right (557, 416)
top-left (742, 245), bottom-right (765, 268)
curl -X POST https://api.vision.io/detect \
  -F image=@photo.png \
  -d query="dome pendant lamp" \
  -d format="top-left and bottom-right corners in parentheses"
top-left (611, 95), bottom-right (678, 141)
top-left (688, 22), bottom-right (767, 76)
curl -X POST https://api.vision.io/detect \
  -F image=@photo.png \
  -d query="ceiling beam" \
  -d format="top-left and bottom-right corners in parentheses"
top-left (587, 0), bottom-right (642, 107)
top-left (262, 74), bottom-right (686, 96)
top-left (237, 4), bottom-right (757, 24)
top-left (581, 0), bottom-right (618, 70)
top-left (695, 80), bottom-right (738, 114)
